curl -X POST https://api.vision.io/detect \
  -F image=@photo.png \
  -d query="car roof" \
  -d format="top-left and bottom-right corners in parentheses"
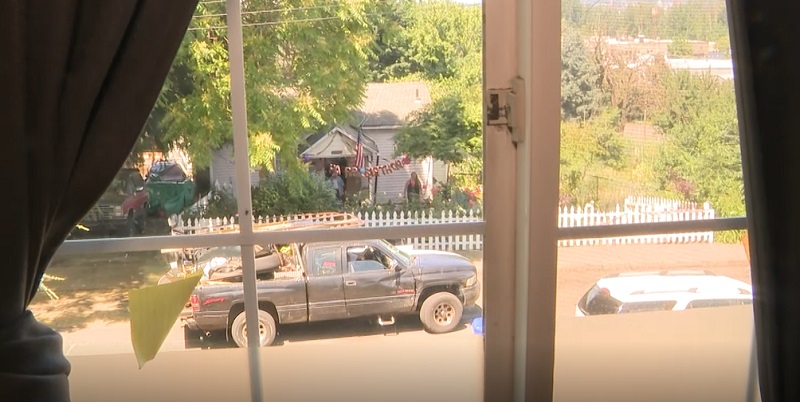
top-left (595, 270), bottom-right (753, 303)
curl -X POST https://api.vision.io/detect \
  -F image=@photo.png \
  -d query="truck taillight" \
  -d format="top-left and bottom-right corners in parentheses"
top-left (190, 294), bottom-right (200, 312)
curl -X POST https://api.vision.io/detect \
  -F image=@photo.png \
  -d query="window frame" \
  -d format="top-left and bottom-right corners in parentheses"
top-left (53, 1), bottom-right (752, 402)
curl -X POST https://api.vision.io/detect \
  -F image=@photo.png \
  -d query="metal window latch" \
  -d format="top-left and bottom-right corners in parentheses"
top-left (486, 77), bottom-right (526, 145)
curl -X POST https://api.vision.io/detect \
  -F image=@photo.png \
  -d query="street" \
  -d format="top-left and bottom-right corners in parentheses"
top-left (50, 242), bottom-right (750, 357)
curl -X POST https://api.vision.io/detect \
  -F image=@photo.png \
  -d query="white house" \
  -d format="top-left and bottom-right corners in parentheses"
top-left (302, 82), bottom-right (448, 204)
top-left (211, 81), bottom-right (447, 203)
top-left (209, 142), bottom-right (260, 194)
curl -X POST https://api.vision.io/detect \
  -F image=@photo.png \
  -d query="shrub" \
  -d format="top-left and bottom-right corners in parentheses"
top-left (182, 186), bottom-right (238, 219)
top-left (251, 170), bottom-right (339, 217)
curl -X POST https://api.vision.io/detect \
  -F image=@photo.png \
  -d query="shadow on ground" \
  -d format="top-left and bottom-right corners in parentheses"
top-left (31, 250), bottom-right (171, 332)
top-left (198, 306), bottom-right (484, 349)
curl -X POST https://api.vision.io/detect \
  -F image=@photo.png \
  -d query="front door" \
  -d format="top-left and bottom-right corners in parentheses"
top-left (343, 244), bottom-right (416, 318)
top-left (306, 246), bottom-right (347, 321)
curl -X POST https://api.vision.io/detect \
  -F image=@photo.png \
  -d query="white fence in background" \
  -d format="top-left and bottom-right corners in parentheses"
top-left (172, 196), bottom-right (716, 250)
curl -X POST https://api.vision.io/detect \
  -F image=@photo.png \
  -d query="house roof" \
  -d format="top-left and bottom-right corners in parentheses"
top-left (301, 125), bottom-right (379, 160)
top-left (354, 82), bottom-right (431, 128)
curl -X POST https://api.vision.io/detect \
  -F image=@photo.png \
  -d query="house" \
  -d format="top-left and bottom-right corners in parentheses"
top-left (209, 142), bottom-right (260, 194)
top-left (210, 81), bottom-right (447, 202)
top-left (302, 82), bottom-right (448, 204)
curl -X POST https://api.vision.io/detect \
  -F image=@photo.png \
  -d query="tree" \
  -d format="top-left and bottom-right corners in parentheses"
top-left (560, 108), bottom-right (627, 206)
top-left (651, 72), bottom-right (743, 219)
top-left (390, 1), bottom-right (483, 187)
top-left (394, 94), bottom-right (481, 164)
top-left (403, 1), bottom-right (482, 81)
top-left (594, 39), bottom-right (670, 123)
top-left (562, 23), bottom-right (603, 121)
top-left (155, 0), bottom-right (376, 176)
top-left (365, 0), bottom-right (415, 82)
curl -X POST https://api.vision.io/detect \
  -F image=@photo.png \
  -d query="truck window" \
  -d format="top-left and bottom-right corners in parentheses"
top-left (346, 246), bottom-right (392, 273)
top-left (311, 248), bottom-right (341, 277)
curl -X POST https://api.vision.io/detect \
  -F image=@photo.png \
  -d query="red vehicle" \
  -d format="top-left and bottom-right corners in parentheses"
top-left (75, 168), bottom-right (150, 237)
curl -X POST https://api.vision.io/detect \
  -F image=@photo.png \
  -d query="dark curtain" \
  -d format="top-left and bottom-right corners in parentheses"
top-left (0, 1), bottom-right (198, 400)
top-left (728, 0), bottom-right (800, 401)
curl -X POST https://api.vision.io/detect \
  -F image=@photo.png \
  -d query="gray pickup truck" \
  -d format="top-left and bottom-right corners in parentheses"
top-left (182, 239), bottom-right (481, 347)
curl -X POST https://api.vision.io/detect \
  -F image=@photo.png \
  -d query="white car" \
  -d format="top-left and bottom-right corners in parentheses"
top-left (575, 270), bottom-right (753, 317)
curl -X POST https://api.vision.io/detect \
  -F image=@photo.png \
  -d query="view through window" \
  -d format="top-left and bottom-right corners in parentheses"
top-left (554, 0), bottom-right (753, 401)
top-left (44, 1), bottom-right (486, 401)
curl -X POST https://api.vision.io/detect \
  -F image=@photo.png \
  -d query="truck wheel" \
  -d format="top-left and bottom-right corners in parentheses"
top-left (126, 214), bottom-right (138, 237)
top-left (230, 310), bottom-right (277, 348)
top-left (420, 292), bottom-right (463, 334)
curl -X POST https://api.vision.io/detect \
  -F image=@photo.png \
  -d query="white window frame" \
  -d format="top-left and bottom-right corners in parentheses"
top-left (54, 1), bottom-right (750, 402)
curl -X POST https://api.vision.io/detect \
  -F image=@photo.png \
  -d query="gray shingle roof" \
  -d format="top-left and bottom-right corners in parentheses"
top-left (353, 82), bottom-right (431, 128)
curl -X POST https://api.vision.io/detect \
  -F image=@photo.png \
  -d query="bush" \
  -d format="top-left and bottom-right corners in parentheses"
top-left (182, 186), bottom-right (238, 219)
top-left (251, 170), bottom-right (339, 217)
top-left (345, 182), bottom-right (482, 218)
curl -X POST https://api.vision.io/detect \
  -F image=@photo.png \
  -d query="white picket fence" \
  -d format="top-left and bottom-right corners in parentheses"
top-left (172, 196), bottom-right (716, 250)
top-left (558, 201), bottom-right (715, 247)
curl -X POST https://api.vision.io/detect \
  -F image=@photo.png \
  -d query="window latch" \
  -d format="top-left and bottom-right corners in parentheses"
top-left (486, 77), bottom-right (526, 145)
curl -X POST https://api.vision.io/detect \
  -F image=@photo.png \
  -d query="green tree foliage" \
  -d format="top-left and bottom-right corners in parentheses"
top-left (155, 0), bottom-right (376, 174)
top-left (365, 0), bottom-right (415, 81)
top-left (560, 108), bottom-right (626, 205)
top-left (394, 94), bottom-right (481, 163)
top-left (577, 0), bottom-right (729, 42)
top-left (562, 23), bottom-right (603, 121)
top-left (651, 72), bottom-right (743, 219)
top-left (251, 170), bottom-right (339, 217)
top-left (391, 1), bottom-right (483, 187)
top-left (403, 1), bottom-right (482, 81)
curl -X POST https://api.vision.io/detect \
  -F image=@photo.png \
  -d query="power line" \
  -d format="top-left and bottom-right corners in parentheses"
top-left (187, 12), bottom-right (389, 31)
top-left (192, 0), bottom-right (478, 20)
top-left (194, 4), bottom-right (344, 19)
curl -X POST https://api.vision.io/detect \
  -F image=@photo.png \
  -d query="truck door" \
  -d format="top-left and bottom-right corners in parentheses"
top-left (342, 243), bottom-right (416, 318)
top-left (305, 246), bottom-right (347, 321)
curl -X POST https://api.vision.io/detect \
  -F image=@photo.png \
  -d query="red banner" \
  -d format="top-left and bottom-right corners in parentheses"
top-left (329, 158), bottom-right (408, 178)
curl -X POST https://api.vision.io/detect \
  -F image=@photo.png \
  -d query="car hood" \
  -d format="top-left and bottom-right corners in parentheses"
top-left (406, 250), bottom-right (475, 274)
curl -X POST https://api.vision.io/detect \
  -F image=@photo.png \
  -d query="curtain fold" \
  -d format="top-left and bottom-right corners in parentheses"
top-left (0, 1), bottom-right (198, 399)
top-left (728, 0), bottom-right (800, 401)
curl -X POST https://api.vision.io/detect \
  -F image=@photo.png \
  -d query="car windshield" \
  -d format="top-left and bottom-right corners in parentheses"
top-left (379, 239), bottom-right (412, 266)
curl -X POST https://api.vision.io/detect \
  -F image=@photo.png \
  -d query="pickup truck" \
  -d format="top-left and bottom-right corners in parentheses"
top-left (74, 168), bottom-right (149, 237)
top-left (182, 239), bottom-right (481, 347)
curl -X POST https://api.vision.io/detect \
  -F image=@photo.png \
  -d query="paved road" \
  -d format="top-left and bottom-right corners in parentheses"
top-left (55, 242), bottom-right (750, 356)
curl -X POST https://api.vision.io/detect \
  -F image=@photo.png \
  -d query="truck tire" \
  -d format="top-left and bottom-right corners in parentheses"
top-left (419, 292), bottom-right (463, 334)
top-left (126, 214), bottom-right (138, 237)
top-left (230, 310), bottom-right (277, 348)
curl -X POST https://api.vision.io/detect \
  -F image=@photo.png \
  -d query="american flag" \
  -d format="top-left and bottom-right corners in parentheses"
top-left (354, 129), bottom-right (365, 170)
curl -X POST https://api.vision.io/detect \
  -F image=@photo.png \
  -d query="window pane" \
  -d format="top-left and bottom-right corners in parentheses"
top-left (559, 0), bottom-right (743, 242)
top-left (555, 238), bottom-right (754, 401)
top-left (34, 251), bottom-right (203, 354)
top-left (61, 1), bottom-right (487, 401)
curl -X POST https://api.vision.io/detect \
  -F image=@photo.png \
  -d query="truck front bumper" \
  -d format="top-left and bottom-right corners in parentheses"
top-left (462, 282), bottom-right (481, 306)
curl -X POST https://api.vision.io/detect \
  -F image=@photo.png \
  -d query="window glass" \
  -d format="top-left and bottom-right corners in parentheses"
top-left (618, 300), bottom-right (677, 314)
top-left (559, 0), bottom-right (744, 244)
top-left (555, 237), bottom-right (754, 401)
top-left (347, 246), bottom-right (391, 273)
top-left (686, 298), bottom-right (753, 309)
top-left (62, 1), bottom-right (486, 401)
top-left (311, 248), bottom-right (341, 277)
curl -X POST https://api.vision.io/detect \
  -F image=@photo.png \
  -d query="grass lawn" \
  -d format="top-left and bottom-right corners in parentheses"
top-left (30, 248), bottom-right (484, 333)
top-left (30, 251), bottom-right (171, 332)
